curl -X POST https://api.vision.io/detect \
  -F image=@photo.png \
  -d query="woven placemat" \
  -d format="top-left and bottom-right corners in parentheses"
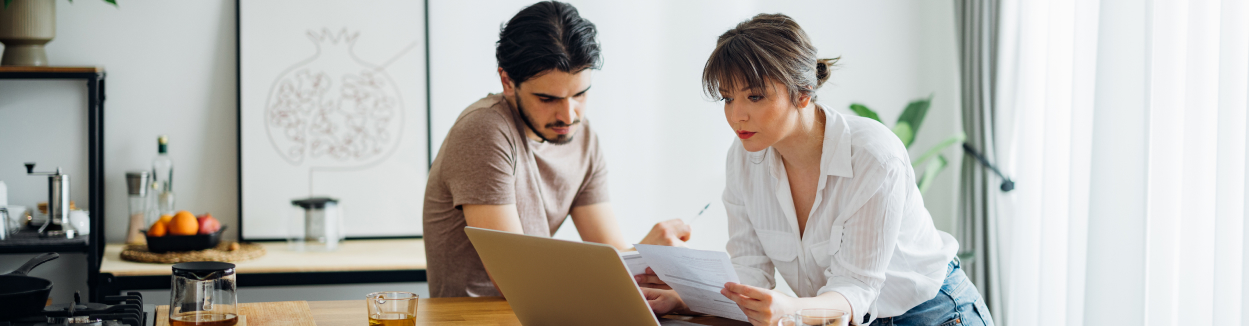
top-left (120, 242), bottom-right (266, 264)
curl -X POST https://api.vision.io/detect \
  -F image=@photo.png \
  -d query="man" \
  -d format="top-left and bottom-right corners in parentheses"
top-left (423, 1), bottom-right (690, 298)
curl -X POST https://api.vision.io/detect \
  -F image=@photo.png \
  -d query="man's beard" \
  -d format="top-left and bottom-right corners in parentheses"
top-left (516, 98), bottom-right (580, 145)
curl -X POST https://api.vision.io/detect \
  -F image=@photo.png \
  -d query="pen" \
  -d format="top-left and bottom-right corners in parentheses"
top-left (683, 203), bottom-right (712, 224)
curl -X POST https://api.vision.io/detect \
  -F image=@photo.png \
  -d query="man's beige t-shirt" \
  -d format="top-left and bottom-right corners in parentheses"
top-left (423, 93), bottom-right (610, 297)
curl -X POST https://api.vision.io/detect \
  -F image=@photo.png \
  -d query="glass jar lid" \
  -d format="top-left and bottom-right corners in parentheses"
top-left (172, 262), bottom-right (235, 280)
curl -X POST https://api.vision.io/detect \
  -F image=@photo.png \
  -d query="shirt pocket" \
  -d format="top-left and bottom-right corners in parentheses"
top-left (756, 230), bottom-right (798, 263)
top-left (810, 225), bottom-right (844, 267)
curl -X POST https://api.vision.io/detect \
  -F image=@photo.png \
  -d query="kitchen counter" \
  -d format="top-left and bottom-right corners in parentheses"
top-left (98, 239), bottom-right (426, 295)
top-left (100, 239), bottom-right (424, 276)
top-left (153, 298), bottom-right (750, 326)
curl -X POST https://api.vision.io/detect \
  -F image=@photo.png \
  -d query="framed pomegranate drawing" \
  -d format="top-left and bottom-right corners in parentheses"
top-left (239, 0), bottom-right (427, 240)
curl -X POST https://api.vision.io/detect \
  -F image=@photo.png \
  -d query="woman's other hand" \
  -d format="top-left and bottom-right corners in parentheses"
top-left (634, 267), bottom-right (671, 289)
top-left (721, 282), bottom-right (796, 326)
top-left (641, 287), bottom-right (687, 315)
top-left (639, 219), bottom-right (691, 247)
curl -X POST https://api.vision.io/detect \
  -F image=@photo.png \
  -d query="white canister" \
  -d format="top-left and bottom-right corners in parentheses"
top-left (287, 197), bottom-right (343, 251)
top-left (69, 209), bottom-right (89, 235)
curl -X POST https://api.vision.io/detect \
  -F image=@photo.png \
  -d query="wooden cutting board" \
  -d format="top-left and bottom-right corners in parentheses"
top-left (155, 301), bottom-right (315, 326)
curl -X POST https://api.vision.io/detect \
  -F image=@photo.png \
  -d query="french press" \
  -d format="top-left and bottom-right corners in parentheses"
top-left (24, 162), bottom-right (73, 238)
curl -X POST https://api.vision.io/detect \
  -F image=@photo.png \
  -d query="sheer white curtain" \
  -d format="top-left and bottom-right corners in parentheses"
top-left (996, 0), bottom-right (1249, 325)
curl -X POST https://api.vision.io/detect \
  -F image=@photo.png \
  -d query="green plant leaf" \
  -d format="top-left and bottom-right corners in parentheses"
top-left (104, 0), bottom-right (117, 6)
top-left (849, 103), bottom-right (881, 123)
top-left (3, 0), bottom-right (10, 9)
top-left (892, 121), bottom-right (914, 148)
top-left (895, 95), bottom-right (933, 140)
top-left (917, 155), bottom-right (947, 194)
top-left (912, 131), bottom-right (967, 167)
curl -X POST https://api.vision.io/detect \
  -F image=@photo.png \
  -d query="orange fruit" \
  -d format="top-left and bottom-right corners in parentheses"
top-left (169, 211), bottom-right (199, 236)
top-left (158, 214), bottom-right (173, 224)
top-left (147, 221), bottom-right (167, 237)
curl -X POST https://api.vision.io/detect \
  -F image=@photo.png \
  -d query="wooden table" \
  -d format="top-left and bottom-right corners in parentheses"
top-left (98, 239), bottom-right (426, 295)
top-left (153, 298), bottom-right (749, 326)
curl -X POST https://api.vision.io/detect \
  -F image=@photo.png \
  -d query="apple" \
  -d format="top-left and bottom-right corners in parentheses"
top-left (197, 213), bottom-right (221, 235)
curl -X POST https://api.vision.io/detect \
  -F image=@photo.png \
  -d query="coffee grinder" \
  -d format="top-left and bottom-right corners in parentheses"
top-left (25, 162), bottom-right (75, 238)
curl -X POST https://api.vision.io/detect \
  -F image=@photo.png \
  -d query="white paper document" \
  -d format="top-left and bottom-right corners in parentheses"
top-left (619, 250), bottom-right (650, 276)
top-left (634, 244), bottom-right (749, 322)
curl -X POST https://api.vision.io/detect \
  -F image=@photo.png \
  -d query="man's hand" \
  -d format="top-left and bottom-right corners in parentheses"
top-left (639, 219), bottom-right (691, 247)
top-left (641, 287), bottom-right (687, 316)
top-left (721, 282), bottom-right (796, 326)
top-left (634, 267), bottom-right (671, 290)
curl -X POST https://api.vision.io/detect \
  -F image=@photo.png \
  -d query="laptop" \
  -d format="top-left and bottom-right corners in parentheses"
top-left (464, 226), bottom-right (703, 326)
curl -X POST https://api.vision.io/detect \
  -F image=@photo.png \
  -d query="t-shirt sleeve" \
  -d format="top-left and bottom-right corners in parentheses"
top-left (572, 129), bottom-right (609, 207)
top-left (441, 110), bottom-right (518, 209)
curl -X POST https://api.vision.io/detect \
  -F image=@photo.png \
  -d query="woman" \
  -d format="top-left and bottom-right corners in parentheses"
top-left (640, 14), bottom-right (994, 326)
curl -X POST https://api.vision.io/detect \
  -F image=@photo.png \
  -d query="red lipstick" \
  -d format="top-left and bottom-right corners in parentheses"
top-left (737, 131), bottom-right (756, 139)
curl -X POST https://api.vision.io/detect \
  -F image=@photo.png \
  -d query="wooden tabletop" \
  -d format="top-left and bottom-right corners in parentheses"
top-left (99, 239), bottom-right (425, 276)
top-left (154, 298), bottom-right (749, 326)
top-left (309, 298), bottom-right (521, 326)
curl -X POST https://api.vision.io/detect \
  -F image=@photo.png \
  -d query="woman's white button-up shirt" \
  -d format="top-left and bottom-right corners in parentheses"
top-left (723, 106), bottom-right (958, 324)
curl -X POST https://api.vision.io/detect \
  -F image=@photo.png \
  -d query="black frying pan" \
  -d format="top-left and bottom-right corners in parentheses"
top-left (0, 252), bottom-right (59, 319)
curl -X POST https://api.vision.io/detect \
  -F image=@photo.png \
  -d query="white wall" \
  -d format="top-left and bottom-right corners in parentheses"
top-left (0, 0), bottom-right (960, 302)
top-left (0, 0), bottom-right (435, 303)
top-left (0, 0), bottom-right (239, 243)
top-left (429, 0), bottom-right (963, 255)
top-left (0, 0), bottom-right (237, 303)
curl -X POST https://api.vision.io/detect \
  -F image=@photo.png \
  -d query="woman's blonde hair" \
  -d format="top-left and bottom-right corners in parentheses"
top-left (702, 13), bottom-right (839, 106)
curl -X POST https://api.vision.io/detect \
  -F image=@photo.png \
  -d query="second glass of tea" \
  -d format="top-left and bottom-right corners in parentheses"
top-left (777, 308), bottom-right (850, 326)
top-left (169, 262), bottom-right (238, 326)
top-left (367, 291), bottom-right (418, 326)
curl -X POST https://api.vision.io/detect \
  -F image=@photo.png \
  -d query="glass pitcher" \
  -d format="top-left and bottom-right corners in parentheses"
top-left (170, 262), bottom-right (238, 326)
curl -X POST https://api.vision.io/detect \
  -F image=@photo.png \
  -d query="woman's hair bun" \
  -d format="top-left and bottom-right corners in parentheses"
top-left (814, 57), bottom-right (839, 89)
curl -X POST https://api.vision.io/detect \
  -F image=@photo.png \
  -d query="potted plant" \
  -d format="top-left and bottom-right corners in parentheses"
top-left (0, 0), bottom-right (116, 66)
top-left (850, 96), bottom-right (966, 193)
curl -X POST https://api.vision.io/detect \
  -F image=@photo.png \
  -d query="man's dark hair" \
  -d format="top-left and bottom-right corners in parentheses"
top-left (496, 1), bottom-right (602, 86)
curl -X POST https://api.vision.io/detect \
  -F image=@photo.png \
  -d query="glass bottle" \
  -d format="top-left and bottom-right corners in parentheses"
top-left (153, 135), bottom-right (176, 217)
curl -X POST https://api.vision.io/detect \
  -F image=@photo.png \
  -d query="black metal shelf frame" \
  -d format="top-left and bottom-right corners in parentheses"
top-left (0, 69), bottom-right (106, 302)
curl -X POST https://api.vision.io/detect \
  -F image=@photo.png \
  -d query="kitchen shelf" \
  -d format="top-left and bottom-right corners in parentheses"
top-left (0, 66), bottom-right (106, 301)
top-left (0, 230), bottom-right (89, 254)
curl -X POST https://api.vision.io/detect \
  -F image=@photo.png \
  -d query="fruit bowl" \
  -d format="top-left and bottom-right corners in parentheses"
top-left (143, 225), bottom-right (227, 253)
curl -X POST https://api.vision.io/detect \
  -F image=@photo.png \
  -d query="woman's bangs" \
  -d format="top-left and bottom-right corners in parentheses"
top-left (703, 38), bottom-right (772, 100)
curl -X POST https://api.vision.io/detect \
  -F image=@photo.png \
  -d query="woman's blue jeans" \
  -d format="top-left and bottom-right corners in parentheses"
top-left (869, 259), bottom-right (994, 326)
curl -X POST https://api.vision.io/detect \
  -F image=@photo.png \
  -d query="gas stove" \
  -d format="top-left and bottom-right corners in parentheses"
top-left (0, 292), bottom-right (146, 326)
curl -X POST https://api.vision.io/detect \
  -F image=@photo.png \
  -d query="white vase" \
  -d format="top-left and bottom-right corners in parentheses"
top-left (0, 0), bottom-right (55, 66)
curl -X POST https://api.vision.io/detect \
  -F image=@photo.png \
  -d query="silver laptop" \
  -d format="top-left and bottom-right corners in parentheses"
top-left (465, 226), bottom-right (703, 326)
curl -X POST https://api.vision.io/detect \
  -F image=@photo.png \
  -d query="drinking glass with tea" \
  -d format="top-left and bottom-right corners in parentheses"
top-left (366, 291), bottom-right (418, 326)
top-left (170, 262), bottom-right (238, 326)
top-left (777, 308), bottom-right (850, 326)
